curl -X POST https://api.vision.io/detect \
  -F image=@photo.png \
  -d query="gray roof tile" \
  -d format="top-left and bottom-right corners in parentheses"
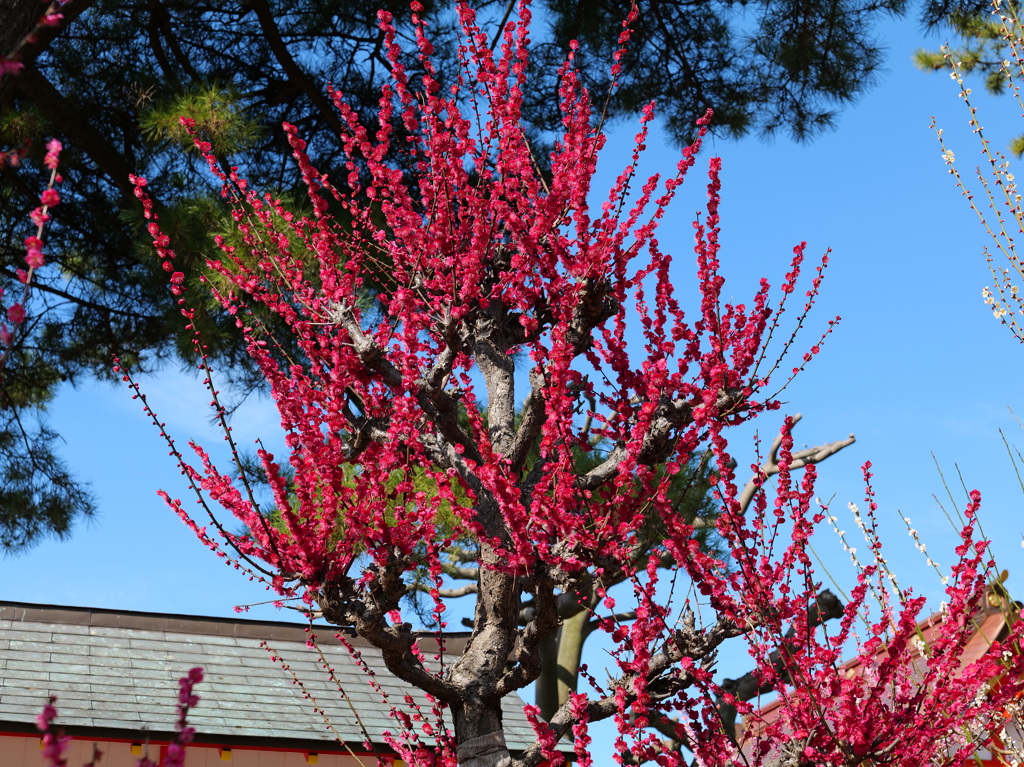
top-left (0, 602), bottom-right (539, 751)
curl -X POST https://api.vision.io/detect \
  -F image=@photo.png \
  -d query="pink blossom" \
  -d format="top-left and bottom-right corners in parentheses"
top-left (25, 249), bottom-right (44, 269)
top-left (35, 697), bottom-right (70, 767)
top-left (29, 207), bottom-right (49, 227)
top-left (7, 304), bottom-right (25, 325)
top-left (35, 700), bottom-right (57, 732)
top-left (44, 139), bottom-right (62, 170)
top-left (40, 188), bottom-right (60, 207)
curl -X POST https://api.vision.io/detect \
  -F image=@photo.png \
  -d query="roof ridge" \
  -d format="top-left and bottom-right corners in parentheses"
top-left (0, 601), bottom-right (471, 648)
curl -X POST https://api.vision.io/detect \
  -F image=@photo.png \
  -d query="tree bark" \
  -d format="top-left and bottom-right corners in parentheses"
top-left (447, 544), bottom-right (521, 764)
top-left (455, 720), bottom-right (514, 767)
top-left (536, 630), bottom-right (560, 722)
top-left (553, 610), bottom-right (588, 719)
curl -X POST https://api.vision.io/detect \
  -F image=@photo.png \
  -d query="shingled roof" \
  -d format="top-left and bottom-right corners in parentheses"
top-left (0, 601), bottom-right (538, 755)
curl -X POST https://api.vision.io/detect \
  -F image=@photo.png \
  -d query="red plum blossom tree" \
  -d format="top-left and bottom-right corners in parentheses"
top-left (126, 2), bottom-right (1024, 765)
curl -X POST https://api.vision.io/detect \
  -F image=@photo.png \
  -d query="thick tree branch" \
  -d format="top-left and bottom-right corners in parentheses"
top-left (592, 610), bottom-right (637, 627)
top-left (332, 302), bottom-right (486, 479)
top-left (317, 573), bottom-right (463, 704)
top-left (564, 275), bottom-right (618, 355)
top-left (0, 0), bottom-right (44, 63)
top-left (579, 390), bottom-right (743, 493)
top-left (423, 343), bottom-right (459, 397)
top-left (475, 302), bottom-right (516, 456)
top-left (589, 591), bottom-right (845, 766)
top-left (735, 417), bottom-right (855, 517)
top-left (408, 581), bottom-right (479, 599)
top-left (0, 0), bottom-right (94, 70)
top-left (692, 414), bottom-right (856, 527)
top-left (439, 561), bottom-right (481, 581)
top-left (496, 569), bottom-right (560, 697)
top-left (334, 304), bottom-right (402, 387)
top-left (507, 369), bottom-right (545, 470)
top-left (508, 274), bottom-right (617, 471)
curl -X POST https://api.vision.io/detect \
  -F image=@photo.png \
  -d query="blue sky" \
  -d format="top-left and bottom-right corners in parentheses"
top-left (2, 4), bottom-right (1023, 721)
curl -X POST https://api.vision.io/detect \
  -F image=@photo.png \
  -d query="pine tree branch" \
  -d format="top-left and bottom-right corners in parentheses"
top-left (246, 0), bottom-right (346, 140)
top-left (15, 64), bottom-right (138, 198)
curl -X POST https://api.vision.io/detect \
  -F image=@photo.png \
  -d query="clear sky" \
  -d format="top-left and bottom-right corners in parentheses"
top-left (2, 3), bottom-right (1023, 735)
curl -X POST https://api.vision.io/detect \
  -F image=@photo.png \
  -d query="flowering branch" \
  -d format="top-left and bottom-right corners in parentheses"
top-left (0, 137), bottom-right (62, 374)
top-left (933, 1), bottom-right (1024, 340)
